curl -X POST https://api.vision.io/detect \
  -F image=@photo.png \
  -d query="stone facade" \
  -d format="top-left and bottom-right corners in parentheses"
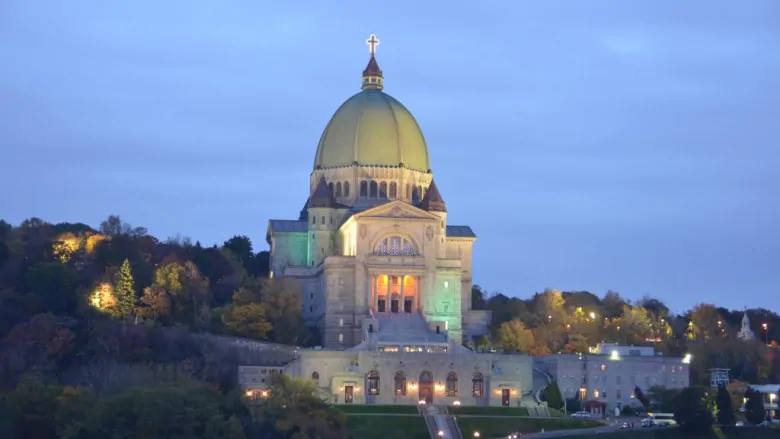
top-left (536, 344), bottom-right (690, 413)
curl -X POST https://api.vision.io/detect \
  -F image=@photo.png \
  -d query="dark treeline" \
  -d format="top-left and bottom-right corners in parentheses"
top-left (0, 216), bottom-right (348, 438)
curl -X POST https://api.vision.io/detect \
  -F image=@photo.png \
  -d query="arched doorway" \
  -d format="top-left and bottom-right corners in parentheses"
top-left (419, 371), bottom-right (433, 404)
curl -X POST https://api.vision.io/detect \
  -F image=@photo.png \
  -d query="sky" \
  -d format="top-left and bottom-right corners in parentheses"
top-left (1, 2), bottom-right (778, 313)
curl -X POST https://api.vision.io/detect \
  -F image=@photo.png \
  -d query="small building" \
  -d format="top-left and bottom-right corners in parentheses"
top-left (536, 343), bottom-right (690, 413)
top-left (747, 384), bottom-right (779, 419)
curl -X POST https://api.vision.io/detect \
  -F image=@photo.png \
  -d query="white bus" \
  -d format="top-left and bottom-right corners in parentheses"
top-left (647, 412), bottom-right (677, 426)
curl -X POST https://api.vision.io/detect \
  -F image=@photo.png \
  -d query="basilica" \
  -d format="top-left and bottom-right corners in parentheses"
top-left (262, 36), bottom-right (534, 407)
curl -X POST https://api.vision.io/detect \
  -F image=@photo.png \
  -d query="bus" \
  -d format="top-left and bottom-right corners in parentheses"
top-left (647, 412), bottom-right (677, 426)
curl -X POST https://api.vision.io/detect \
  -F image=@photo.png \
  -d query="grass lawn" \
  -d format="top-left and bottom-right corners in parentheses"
top-left (344, 414), bottom-right (429, 439)
top-left (335, 404), bottom-right (419, 414)
top-left (457, 417), bottom-right (600, 438)
top-left (569, 426), bottom-right (780, 439)
top-left (449, 406), bottom-right (530, 417)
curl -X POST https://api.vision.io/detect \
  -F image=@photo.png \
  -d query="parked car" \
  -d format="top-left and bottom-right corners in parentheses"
top-left (640, 418), bottom-right (654, 428)
top-left (571, 411), bottom-right (592, 418)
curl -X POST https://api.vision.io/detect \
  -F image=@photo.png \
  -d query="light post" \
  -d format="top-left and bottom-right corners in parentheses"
top-left (762, 322), bottom-right (769, 345)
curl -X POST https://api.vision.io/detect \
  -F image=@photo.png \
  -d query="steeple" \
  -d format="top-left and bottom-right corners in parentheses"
top-left (419, 180), bottom-right (447, 212)
top-left (309, 177), bottom-right (341, 208)
top-left (362, 34), bottom-right (383, 90)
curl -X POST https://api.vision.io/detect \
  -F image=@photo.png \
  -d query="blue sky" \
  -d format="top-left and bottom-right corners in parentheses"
top-left (1, 2), bottom-right (778, 312)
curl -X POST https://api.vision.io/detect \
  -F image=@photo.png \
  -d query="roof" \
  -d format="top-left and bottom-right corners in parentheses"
top-left (419, 179), bottom-right (446, 212)
top-left (268, 220), bottom-right (307, 233)
top-left (313, 59), bottom-right (429, 171)
top-left (446, 225), bottom-right (476, 238)
top-left (308, 177), bottom-right (347, 208)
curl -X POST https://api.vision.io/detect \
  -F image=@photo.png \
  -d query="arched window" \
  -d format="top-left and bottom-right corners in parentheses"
top-left (329, 182), bottom-right (334, 194)
top-left (336, 182), bottom-right (342, 197)
top-left (344, 181), bottom-right (350, 197)
top-left (370, 181), bottom-right (378, 198)
top-left (367, 370), bottom-right (380, 395)
top-left (446, 372), bottom-right (458, 397)
top-left (389, 182), bottom-right (397, 199)
top-left (472, 373), bottom-right (484, 398)
top-left (312, 371), bottom-right (320, 385)
top-left (411, 187), bottom-right (420, 203)
top-left (360, 181), bottom-right (368, 197)
top-left (374, 236), bottom-right (418, 256)
top-left (394, 371), bottom-right (407, 395)
top-left (379, 182), bottom-right (387, 198)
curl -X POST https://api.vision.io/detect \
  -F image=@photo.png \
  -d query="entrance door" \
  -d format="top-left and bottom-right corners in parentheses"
top-left (404, 298), bottom-right (412, 313)
top-left (390, 298), bottom-right (399, 313)
top-left (344, 385), bottom-right (354, 404)
top-left (501, 389), bottom-right (510, 407)
top-left (419, 371), bottom-right (434, 404)
top-left (377, 299), bottom-right (386, 312)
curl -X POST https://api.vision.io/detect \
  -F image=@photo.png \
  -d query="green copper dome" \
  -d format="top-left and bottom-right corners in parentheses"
top-left (313, 88), bottom-right (430, 172)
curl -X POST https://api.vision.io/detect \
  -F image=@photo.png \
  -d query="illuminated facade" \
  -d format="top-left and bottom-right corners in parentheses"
top-left (263, 36), bottom-right (533, 407)
top-left (266, 35), bottom-right (490, 350)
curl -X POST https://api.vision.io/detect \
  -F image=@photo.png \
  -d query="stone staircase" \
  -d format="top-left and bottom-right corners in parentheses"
top-left (420, 405), bottom-right (462, 439)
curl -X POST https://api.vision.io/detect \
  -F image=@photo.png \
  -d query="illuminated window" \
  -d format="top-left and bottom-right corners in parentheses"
top-left (593, 389), bottom-right (600, 398)
top-left (472, 373), bottom-right (484, 398)
top-left (338, 333), bottom-right (343, 343)
top-left (367, 370), bottom-right (380, 395)
top-left (395, 371), bottom-right (407, 395)
top-left (446, 372), bottom-right (458, 397)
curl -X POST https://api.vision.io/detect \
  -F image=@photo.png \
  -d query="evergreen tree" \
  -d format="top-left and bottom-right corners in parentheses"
top-left (634, 386), bottom-right (650, 411)
top-left (542, 381), bottom-right (564, 410)
top-left (113, 259), bottom-right (137, 318)
top-left (744, 388), bottom-right (766, 424)
top-left (673, 387), bottom-right (713, 433)
top-left (716, 386), bottom-right (735, 425)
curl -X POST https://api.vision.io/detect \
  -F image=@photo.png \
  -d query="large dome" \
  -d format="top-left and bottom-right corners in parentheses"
top-left (313, 89), bottom-right (430, 172)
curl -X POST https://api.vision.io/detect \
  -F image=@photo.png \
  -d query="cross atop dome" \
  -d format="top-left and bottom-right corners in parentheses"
top-left (366, 34), bottom-right (379, 56)
top-left (362, 34), bottom-right (383, 90)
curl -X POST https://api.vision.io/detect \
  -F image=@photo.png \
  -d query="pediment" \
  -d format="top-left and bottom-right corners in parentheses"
top-left (353, 200), bottom-right (439, 221)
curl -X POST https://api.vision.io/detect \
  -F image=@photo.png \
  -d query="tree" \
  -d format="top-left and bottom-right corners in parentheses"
top-left (744, 388), bottom-right (766, 424)
top-left (471, 285), bottom-right (487, 310)
top-left (136, 286), bottom-right (172, 321)
top-left (496, 319), bottom-right (536, 353)
top-left (542, 381), bottom-right (564, 410)
top-left (634, 386), bottom-right (650, 411)
top-left (222, 302), bottom-right (272, 340)
top-left (113, 259), bottom-right (136, 318)
top-left (715, 386), bottom-right (735, 425)
top-left (673, 387), bottom-right (713, 433)
top-left (255, 375), bottom-right (349, 439)
top-left (689, 303), bottom-right (722, 342)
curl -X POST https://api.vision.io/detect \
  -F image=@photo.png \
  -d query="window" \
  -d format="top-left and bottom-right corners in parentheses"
top-left (344, 181), bottom-right (350, 197)
top-left (374, 235), bottom-right (418, 256)
top-left (367, 370), bottom-right (380, 395)
top-left (389, 182), bottom-right (397, 199)
top-left (472, 373), bottom-right (484, 397)
top-left (329, 182), bottom-right (334, 195)
top-left (370, 181), bottom-right (378, 198)
top-left (336, 182), bottom-right (342, 197)
top-left (339, 318), bottom-right (344, 327)
top-left (312, 216), bottom-right (316, 224)
top-left (379, 181), bottom-right (387, 198)
top-left (394, 371), bottom-right (407, 395)
top-left (446, 372), bottom-right (458, 397)
top-left (360, 181), bottom-right (368, 197)
top-left (338, 333), bottom-right (343, 343)
top-left (312, 371), bottom-right (319, 385)
top-left (616, 389), bottom-right (622, 399)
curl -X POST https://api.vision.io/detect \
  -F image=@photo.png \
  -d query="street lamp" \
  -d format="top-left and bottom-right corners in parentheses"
top-left (762, 322), bottom-right (769, 345)
top-left (473, 432), bottom-right (481, 438)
